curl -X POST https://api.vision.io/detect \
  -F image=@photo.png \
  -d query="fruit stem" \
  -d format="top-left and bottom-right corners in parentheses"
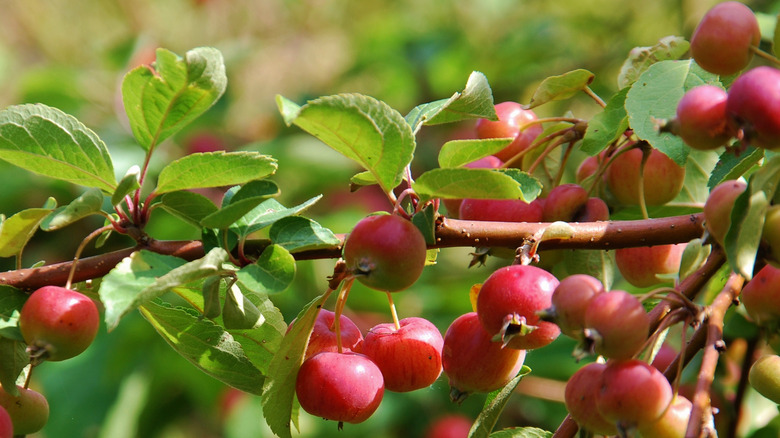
top-left (637, 147), bottom-right (650, 220)
top-left (66, 225), bottom-right (114, 290)
top-left (749, 45), bottom-right (780, 67)
top-left (526, 135), bottom-right (569, 174)
top-left (386, 292), bottom-right (401, 331)
top-left (333, 276), bottom-right (355, 353)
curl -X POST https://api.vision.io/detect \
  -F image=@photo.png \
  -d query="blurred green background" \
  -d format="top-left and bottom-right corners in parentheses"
top-left (2, 0), bottom-right (780, 437)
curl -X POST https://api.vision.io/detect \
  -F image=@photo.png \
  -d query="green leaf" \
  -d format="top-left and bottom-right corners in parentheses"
top-left (488, 427), bottom-right (553, 438)
top-left (724, 156), bottom-right (780, 279)
top-left (469, 366), bottom-right (532, 438)
top-left (225, 286), bottom-right (286, 374)
top-left (112, 165), bottom-right (141, 206)
top-left (199, 180), bottom-right (281, 229)
top-left (230, 196), bottom-right (322, 238)
top-left (581, 88), bottom-right (629, 155)
top-left (617, 36), bottom-right (691, 89)
top-left (275, 95), bottom-right (302, 126)
top-left (278, 93), bottom-right (415, 194)
top-left (561, 249), bottom-right (616, 291)
top-left (160, 191), bottom-right (219, 228)
top-left (268, 216), bottom-right (340, 253)
top-left (438, 139), bottom-right (513, 168)
top-left (201, 276), bottom-right (222, 319)
top-left (122, 47), bottom-right (227, 150)
top-left (262, 291), bottom-right (332, 438)
top-left (349, 171), bottom-right (378, 188)
top-left (625, 60), bottom-right (720, 166)
top-left (0, 338), bottom-right (28, 398)
top-left (40, 187), bottom-right (104, 231)
top-left (405, 71), bottom-right (497, 131)
top-left (0, 285), bottom-right (26, 339)
top-left (139, 300), bottom-right (266, 395)
top-left (155, 151), bottom-right (277, 194)
top-left (774, 13), bottom-right (780, 56)
top-left (412, 203), bottom-right (438, 246)
top-left (526, 69), bottom-right (595, 109)
top-left (100, 248), bottom-right (229, 330)
top-left (222, 284), bottom-right (264, 330)
top-left (0, 103), bottom-right (117, 192)
top-left (0, 206), bottom-right (55, 257)
top-left (413, 168), bottom-right (543, 203)
top-left (236, 244), bottom-right (296, 295)
top-left (679, 238), bottom-right (711, 282)
top-left (708, 146), bottom-right (763, 189)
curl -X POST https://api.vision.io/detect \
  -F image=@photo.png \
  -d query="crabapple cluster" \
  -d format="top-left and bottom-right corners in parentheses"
top-left (2, 285), bottom-right (100, 435)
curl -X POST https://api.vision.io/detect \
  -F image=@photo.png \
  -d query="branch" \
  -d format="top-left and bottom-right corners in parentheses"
top-left (0, 214), bottom-right (705, 290)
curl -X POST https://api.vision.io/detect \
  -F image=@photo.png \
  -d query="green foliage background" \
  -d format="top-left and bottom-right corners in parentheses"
top-left (1, 1), bottom-right (779, 437)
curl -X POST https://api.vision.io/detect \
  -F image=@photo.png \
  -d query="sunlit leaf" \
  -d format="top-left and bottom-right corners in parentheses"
top-left (405, 71), bottom-right (497, 130)
top-left (122, 47), bottom-right (227, 150)
top-left (160, 191), bottom-right (219, 228)
top-left (581, 88), bottom-right (629, 155)
top-left (139, 300), bottom-right (265, 395)
top-left (708, 146), bottom-right (762, 189)
top-left (527, 69), bottom-right (595, 109)
top-left (438, 139), bottom-right (512, 168)
top-left (618, 36), bottom-right (691, 89)
top-left (155, 152), bottom-right (277, 194)
top-left (277, 93), bottom-right (414, 194)
top-left (41, 187), bottom-right (104, 231)
top-left (268, 217), bottom-right (340, 253)
top-left (0, 104), bottom-right (116, 192)
top-left (469, 366), bottom-right (531, 438)
top-left (413, 168), bottom-right (543, 203)
top-left (230, 196), bottom-right (322, 238)
top-left (112, 165), bottom-right (141, 206)
top-left (0, 206), bottom-right (55, 257)
top-left (199, 180), bottom-right (281, 229)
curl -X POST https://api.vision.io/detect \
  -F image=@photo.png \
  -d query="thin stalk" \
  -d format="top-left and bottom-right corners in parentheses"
top-left (386, 292), bottom-right (401, 331)
top-left (65, 225), bottom-right (113, 290)
top-left (584, 86), bottom-right (607, 108)
top-left (333, 277), bottom-right (355, 353)
top-left (749, 45), bottom-right (780, 67)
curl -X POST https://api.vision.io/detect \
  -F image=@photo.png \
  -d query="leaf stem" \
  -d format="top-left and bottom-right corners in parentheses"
top-left (65, 225), bottom-right (114, 290)
top-left (583, 86), bottom-right (607, 108)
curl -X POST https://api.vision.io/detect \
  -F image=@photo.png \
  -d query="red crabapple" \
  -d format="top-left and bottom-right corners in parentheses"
top-left (0, 385), bottom-right (49, 435)
top-left (564, 362), bottom-right (618, 435)
top-left (547, 274), bottom-right (605, 339)
top-left (362, 317), bottom-right (444, 392)
top-left (288, 309), bottom-right (363, 360)
top-left (615, 243), bottom-right (685, 288)
top-left (740, 264), bottom-right (780, 327)
top-left (477, 265), bottom-right (560, 350)
top-left (690, 1), bottom-right (760, 76)
top-left (458, 197), bottom-right (543, 223)
top-left (704, 179), bottom-right (747, 245)
top-left (19, 286), bottom-right (100, 364)
top-left (582, 290), bottom-right (650, 360)
top-left (424, 414), bottom-right (472, 438)
top-left (605, 146), bottom-right (685, 206)
top-left (343, 214), bottom-right (427, 292)
top-left (0, 406), bottom-right (10, 438)
top-left (726, 66), bottom-right (780, 150)
top-left (675, 85), bottom-right (732, 150)
top-left (295, 352), bottom-right (384, 424)
top-left (442, 312), bottom-right (527, 402)
top-left (475, 102), bottom-right (543, 163)
top-left (596, 359), bottom-right (673, 432)
top-left (637, 395), bottom-right (695, 438)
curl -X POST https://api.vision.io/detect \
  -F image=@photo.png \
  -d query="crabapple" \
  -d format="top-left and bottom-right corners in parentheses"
top-left (0, 385), bottom-right (49, 435)
top-left (458, 197), bottom-right (543, 223)
top-left (564, 362), bottom-right (618, 435)
top-left (362, 317), bottom-right (444, 392)
top-left (740, 264), bottom-right (780, 327)
top-left (295, 351), bottom-right (384, 424)
top-left (650, 343), bottom-right (678, 373)
top-left (675, 85), bottom-right (732, 150)
top-left (763, 204), bottom-right (780, 265)
top-left (288, 309), bottom-right (363, 360)
top-left (442, 155), bottom-right (504, 218)
top-left (703, 179), bottom-right (747, 245)
top-left (424, 414), bottom-right (472, 438)
top-left (583, 290), bottom-right (649, 360)
top-left (749, 354), bottom-right (780, 404)
top-left (547, 274), bottom-right (605, 339)
top-left (614, 243), bottom-right (685, 288)
top-left (475, 102), bottom-right (543, 163)
top-left (726, 66), bottom-right (780, 149)
top-left (637, 395), bottom-right (695, 438)
top-left (0, 406), bottom-right (10, 438)
top-left (442, 312), bottom-right (527, 402)
top-left (690, 1), bottom-right (760, 76)
top-left (343, 214), bottom-right (427, 292)
top-left (542, 184), bottom-right (588, 222)
top-left (19, 286), bottom-right (100, 363)
top-left (477, 265), bottom-right (560, 350)
top-left (596, 359), bottom-right (673, 431)
top-left (605, 146), bottom-right (685, 206)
